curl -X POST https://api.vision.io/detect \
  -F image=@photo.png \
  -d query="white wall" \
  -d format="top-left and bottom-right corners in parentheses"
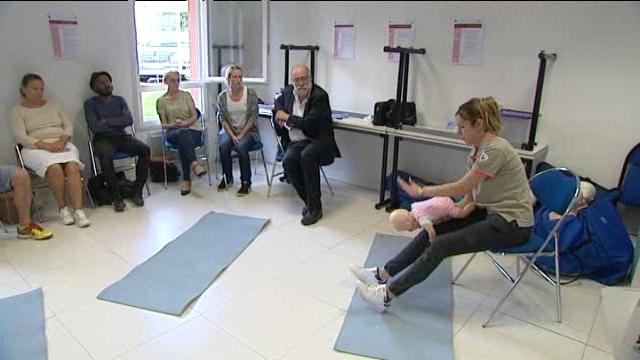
top-left (266, 1), bottom-right (640, 189)
top-left (0, 1), bottom-right (137, 171)
top-left (1, 1), bottom-right (639, 192)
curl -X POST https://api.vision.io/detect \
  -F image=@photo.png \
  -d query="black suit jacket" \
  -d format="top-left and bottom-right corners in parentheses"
top-left (274, 84), bottom-right (341, 158)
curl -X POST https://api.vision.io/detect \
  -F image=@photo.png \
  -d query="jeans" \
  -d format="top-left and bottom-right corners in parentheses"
top-left (93, 133), bottom-right (150, 198)
top-left (385, 209), bottom-right (532, 296)
top-left (218, 131), bottom-right (257, 183)
top-left (166, 128), bottom-right (202, 181)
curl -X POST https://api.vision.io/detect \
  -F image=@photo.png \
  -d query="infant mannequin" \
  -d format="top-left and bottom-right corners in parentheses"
top-left (389, 196), bottom-right (476, 239)
top-left (548, 181), bottom-right (596, 220)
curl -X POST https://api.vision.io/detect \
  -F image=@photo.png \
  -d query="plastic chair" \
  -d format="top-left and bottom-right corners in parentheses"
top-left (452, 167), bottom-right (581, 327)
top-left (213, 107), bottom-right (270, 187)
top-left (160, 108), bottom-right (212, 189)
top-left (265, 113), bottom-right (334, 198)
top-left (15, 144), bottom-right (96, 222)
top-left (87, 125), bottom-right (151, 197)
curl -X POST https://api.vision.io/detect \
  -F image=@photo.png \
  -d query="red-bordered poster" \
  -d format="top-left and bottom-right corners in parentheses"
top-left (387, 23), bottom-right (414, 63)
top-left (333, 23), bottom-right (355, 60)
top-left (48, 15), bottom-right (79, 60)
top-left (452, 20), bottom-right (483, 65)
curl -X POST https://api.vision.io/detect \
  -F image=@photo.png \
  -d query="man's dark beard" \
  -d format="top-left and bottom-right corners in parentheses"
top-left (97, 87), bottom-right (113, 97)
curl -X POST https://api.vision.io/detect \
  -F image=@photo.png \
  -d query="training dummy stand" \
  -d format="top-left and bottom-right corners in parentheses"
top-left (526, 50), bottom-right (557, 151)
top-left (375, 46), bottom-right (426, 212)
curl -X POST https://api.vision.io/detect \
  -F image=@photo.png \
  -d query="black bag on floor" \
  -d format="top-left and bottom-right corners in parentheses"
top-left (88, 174), bottom-right (113, 206)
top-left (150, 160), bottom-right (180, 183)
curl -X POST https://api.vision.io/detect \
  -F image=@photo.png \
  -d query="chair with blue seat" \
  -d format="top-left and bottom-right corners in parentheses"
top-left (213, 106), bottom-right (270, 188)
top-left (161, 108), bottom-right (212, 189)
top-left (87, 125), bottom-right (151, 197)
top-left (452, 167), bottom-right (581, 327)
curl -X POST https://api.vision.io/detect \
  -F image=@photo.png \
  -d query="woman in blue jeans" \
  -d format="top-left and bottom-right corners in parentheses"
top-left (156, 71), bottom-right (206, 196)
top-left (216, 65), bottom-right (259, 196)
top-left (350, 97), bottom-right (534, 312)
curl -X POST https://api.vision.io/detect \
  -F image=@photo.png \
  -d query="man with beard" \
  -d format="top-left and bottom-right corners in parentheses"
top-left (274, 65), bottom-right (341, 225)
top-left (84, 71), bottom-right (150, 212)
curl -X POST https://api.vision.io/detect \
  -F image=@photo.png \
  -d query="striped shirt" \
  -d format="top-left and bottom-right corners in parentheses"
top-left (410, 197), bottom-right (463, 228)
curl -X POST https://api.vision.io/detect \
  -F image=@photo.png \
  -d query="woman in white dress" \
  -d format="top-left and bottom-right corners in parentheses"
top-left (11, 73), bottom-right (90, 227)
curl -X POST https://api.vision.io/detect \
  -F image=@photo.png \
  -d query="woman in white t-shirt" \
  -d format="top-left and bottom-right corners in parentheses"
top-left (10, 73), bottom-right (90, 228)
top-left (216, 65), bottom-right (259, 196)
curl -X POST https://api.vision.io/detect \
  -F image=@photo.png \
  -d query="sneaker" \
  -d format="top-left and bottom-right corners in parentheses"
top-left (236, 181), bottom-right (251, 197)
top-left (17, 223), bottom-right (53, 240)
top-left (217, 178), bottom-right (233, 191)
top-left (355, 280), bottom-right (390, 313)
top-left (349, 264), bottom-right (385, 286)
top-left (73, 209), bottom-right (91, 228)
top-left (193, 163), bottom-right (207, 178)
top-left (59, 206), bottom-right (75, 225)
top-left (114, 198), bottom-right (126, 212)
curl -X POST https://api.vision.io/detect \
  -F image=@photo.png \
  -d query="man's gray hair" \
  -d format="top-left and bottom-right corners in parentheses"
top-left (291, 64), bottom-right (311, 77)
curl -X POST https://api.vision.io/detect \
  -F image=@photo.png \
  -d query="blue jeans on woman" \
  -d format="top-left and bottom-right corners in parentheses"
top-left (166, 128), bottom-right (202, 181)
top-left (218, 131), bottom-right (256, 184)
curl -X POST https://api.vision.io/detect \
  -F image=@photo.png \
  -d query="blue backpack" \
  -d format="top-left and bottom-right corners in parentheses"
top-left (534, 197), bottom-right (634, 285)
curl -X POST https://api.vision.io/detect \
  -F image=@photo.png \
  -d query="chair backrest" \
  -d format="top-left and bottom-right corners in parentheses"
top-left (618, 142), bottom-right (640, 206)
top-left (530, 167), bottom-right (581, 215)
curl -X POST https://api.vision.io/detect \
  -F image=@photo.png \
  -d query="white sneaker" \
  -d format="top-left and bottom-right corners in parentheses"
top-left (349, 264), bottom-right (384, 286)
top-left (73, 209), bottom-right (91, 228)
top-left (59, 206), bottom-right (75, 225)
top-left (355, 280), bottom-right (389, 313)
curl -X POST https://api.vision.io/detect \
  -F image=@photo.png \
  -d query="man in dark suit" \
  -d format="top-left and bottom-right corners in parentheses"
top-left (274, 65), bottom-right (341, 225)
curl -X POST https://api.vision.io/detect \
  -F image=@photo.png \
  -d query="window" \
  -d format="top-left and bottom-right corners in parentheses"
top-left (206, 1), bottom-right (268, 82)
top-left (133, 0), bottom-right (269, 128)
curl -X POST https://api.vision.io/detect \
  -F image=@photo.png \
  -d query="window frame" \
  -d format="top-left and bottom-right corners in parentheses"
top-left (132, 0), bottom-right (269, 131)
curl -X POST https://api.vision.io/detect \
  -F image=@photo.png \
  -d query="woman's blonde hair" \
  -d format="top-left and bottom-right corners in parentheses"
top-left (456, 96), bottom-right (502, 135)
top-left (163, 70), bottom-right (181, 84)
top-left (224, 65), bottom-right (243, 87)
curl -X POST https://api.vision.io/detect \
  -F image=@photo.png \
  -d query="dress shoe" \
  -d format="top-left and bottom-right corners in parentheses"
top-left (131, 192), bottom-right (144, 207)
top-left (301, 210), bottom-right (323, 226)
top-left (113, 198), bottom-right (126, 212)
top-left (302, 205), bottom-right (309, 216)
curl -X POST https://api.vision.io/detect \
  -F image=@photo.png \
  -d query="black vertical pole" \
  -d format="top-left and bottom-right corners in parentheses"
top-left (402, 54), bottom-right (410, 103)
top-left (528, 51), bottom-right (556, 151)
top-left (395, 53), bottom-right (405, 103)
top-left (217, 47), bottom-right (222, 94)
top-left (310, 51), bottom-right (316, 84)
top-left (284, 48), bottom-right (290, 87)
top-left (377, 134), bottom-right (390, 207)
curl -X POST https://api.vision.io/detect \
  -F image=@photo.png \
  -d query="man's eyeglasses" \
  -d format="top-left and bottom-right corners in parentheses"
top-left (293, 76), bottom-right (309, 84)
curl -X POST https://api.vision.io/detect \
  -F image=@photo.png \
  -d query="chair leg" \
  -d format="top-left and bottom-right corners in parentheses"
top-left (267, 154), bottom-right (279, 198)
top-left (320, 167), bottom-right (334, 196)
top-left (451, 252), bottom-right (478, 284)
top-left (201, 144), bottom-right (212, 186)
top-left (260, 149), bottom-right (270, 187)
top-left (484, 252), bottom-right (515, 283)
top-left (554, 234), bottom-right (562, 323)
top-left (162, 147), bottom-right (168, 190)
top-left (32, 192), bottom-right (42, 223)
top-left (84, 179), bottom-right (96, 208)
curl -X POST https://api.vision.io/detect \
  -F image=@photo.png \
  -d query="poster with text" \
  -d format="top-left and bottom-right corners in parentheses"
top-left (48, 14), bottom-right (79, 60)
top-left (451, 20), bottom-right (483, 66)
top-left (333, 23), bottom-right (355, 60)
top-left (387, 23), bottom-right (414, 63)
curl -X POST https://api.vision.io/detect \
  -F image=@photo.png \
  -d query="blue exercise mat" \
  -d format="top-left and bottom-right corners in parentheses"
top-left (98, 211), bottom-right (269, 315)
top-left (334, 233), bottom-right (454, 360)
top-left (0, 288), bottom-right (48, 360)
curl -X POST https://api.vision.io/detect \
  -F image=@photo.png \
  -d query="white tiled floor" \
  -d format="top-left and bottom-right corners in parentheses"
top-left (0, 174), bottom-right (620, 359)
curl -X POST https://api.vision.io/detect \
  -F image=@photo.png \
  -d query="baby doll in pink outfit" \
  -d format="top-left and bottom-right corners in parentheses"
top-left (389, 197), bottom-right (476, 239)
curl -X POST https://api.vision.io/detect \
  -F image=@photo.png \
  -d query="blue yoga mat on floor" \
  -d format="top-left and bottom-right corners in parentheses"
top-left (98, 211), bottom-right (269, 315)
top-left (0, 288), bottom-right (48, 360)
top-left (334, 233), bottom-right (454, 360)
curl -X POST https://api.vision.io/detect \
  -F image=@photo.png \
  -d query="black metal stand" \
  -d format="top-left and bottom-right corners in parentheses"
top-left (212, 44), bottom-right (245, 94)
top-left (280, 44), bottom-right (320, 86)
top-left (526, 50), bottom-right (557, 151)
top-left (379, 46), bottom-right (426, 212)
